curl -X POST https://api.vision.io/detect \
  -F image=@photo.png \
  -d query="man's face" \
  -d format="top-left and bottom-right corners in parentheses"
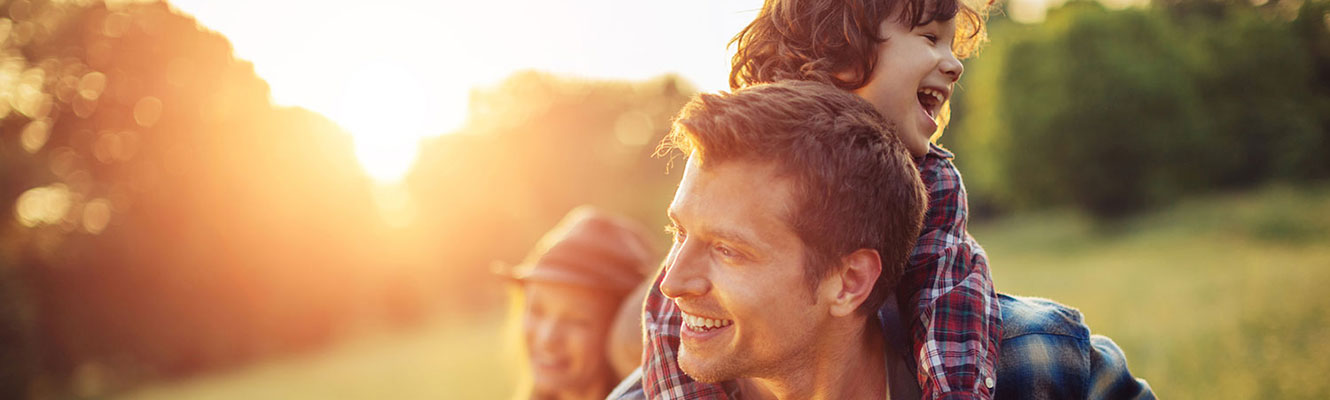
top-left (852, 13), bottom-right (964, 157)
top-left (522, 282), bottom-right (617, 392)
top-left (660, 157), bottom-right (829, 382)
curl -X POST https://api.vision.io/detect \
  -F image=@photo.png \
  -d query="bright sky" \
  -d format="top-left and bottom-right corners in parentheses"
top-left (167, 0), bottom-right (764, 182)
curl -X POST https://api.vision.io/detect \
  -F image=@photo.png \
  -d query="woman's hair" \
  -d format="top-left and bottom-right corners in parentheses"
top-left (729, 0), bottom-right (992, 91)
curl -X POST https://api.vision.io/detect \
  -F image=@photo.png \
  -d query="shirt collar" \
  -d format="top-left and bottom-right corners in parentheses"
top-left (928, 143), bottom-right (954, 160)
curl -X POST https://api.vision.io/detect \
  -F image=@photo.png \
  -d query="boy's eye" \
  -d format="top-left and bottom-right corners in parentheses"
top-left (923, 34), bottom-right (939, 44)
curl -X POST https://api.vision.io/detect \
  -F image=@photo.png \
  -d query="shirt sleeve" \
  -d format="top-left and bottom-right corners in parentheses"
top-left (1087, 335), bottom-right (1156, 400)
top-left (994, 295), bottom-right (1155, 400)
top-left (640, 268), bottom-right (732, 399)
top-left (901, 151), bottom-right (1002, 399)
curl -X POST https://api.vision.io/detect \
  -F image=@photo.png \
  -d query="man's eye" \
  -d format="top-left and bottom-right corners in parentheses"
top-left (714, 244), bottom-right (739, 260)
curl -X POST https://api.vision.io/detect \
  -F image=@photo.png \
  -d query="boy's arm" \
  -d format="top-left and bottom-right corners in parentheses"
top-left (640, 268), bottom-right (731, 399)
top-left (901, 150), bottom-right (1002, 400)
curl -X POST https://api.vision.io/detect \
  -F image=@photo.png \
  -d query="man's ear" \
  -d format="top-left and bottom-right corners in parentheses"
top-left (825, 249), bottom-right (882, 317)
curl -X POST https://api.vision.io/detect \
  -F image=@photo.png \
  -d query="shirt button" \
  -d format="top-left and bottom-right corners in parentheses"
top-left (985, 376), bottom-right (996, 388)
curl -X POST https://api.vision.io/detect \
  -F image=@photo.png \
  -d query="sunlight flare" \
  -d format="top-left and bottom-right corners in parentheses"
top-left (337, 61), bottom-right (433, 182)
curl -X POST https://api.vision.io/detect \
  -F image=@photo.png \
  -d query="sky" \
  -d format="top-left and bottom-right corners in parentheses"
top-left (166, 0), bottom-right (764, 181)
top-left (162, 0), bottom-right (1094, 182)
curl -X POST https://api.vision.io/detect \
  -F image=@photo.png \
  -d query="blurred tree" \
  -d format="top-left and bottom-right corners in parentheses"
top-left (948, 0), bottom-right (1329, 219)
top-left (407, 71), bottom-right (692, 315)
top-left (2, 0), bottom-right (386, 396)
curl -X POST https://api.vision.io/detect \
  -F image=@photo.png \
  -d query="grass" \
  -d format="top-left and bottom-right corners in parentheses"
top-left (975, 184), bottom-right (1330, 399)
top-left (115, 315), bottom-right (521, 400)
top-left (114, 184), bottom-right (1330, 399)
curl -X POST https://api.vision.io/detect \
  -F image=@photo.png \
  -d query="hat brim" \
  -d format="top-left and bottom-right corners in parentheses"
top-left (493, 261), bottom-right (636, 293)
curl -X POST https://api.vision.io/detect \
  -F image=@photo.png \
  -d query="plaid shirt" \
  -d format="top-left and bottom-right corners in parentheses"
top-left (639, 144), bottom-right (1001, 399)
top-left (613, 293), bottom-right (1155, 399)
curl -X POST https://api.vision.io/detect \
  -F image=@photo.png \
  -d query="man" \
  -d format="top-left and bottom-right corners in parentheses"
top-left (610, 80), bottom-right (1153, 399)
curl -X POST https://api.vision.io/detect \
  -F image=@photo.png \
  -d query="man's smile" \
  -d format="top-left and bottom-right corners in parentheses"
top-left (682, 311), bottom-right (733, 333)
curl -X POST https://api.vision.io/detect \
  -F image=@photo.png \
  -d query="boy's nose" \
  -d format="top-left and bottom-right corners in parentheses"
top-left (941, 53), bottom-right (964, 82)
top-left (659, 244), bottom-right (710, 299)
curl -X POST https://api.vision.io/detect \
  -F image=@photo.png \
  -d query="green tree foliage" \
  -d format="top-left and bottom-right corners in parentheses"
top-left (949, 0), bottom-right (1330, 218)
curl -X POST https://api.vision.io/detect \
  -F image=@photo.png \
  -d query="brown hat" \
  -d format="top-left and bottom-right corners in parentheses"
top-left (499, 206), bottom-right (657, 295)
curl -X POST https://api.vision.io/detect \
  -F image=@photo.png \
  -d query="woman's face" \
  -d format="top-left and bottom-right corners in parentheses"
top-left (523, 282), bottom-right (618, 394)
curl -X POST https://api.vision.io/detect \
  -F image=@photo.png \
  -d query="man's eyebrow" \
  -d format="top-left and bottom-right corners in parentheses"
top-left (665, 210), bottom-right (761, 250)
top-left (708, 228), bottom-right (761, 250)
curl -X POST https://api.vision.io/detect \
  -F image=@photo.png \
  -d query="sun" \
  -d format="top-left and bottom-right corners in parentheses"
top-left (336, 61), bottom-right (457, 183)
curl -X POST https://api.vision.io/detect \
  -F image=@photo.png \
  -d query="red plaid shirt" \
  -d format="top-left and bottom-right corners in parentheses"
top-left (640, 144), bottom-right (1002, 399)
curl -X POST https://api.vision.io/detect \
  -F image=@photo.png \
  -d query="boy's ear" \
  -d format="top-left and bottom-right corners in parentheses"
top-left (834, 68), bottom-right (860, 86)
top-left (824, 248), bottom-right (882, 317)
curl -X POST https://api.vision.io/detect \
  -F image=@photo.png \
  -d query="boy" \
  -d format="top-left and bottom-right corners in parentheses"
top-left (642, 0), bottom-right (999, 398)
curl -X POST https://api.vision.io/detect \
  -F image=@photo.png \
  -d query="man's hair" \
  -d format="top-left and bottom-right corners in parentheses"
top-left (658, 80), bottom-right (927, 313)
top-left (728, 0), bottom-right (991, 91)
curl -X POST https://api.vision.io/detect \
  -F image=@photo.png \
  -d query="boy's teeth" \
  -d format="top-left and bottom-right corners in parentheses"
top-left (919, 88), bottom-right (944, 103)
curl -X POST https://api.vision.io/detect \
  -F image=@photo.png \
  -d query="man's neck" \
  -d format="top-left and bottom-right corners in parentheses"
top-left (736, 317), bottom-right (888, 400)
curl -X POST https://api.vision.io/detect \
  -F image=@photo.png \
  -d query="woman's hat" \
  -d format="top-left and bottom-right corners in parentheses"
top-left (497, 206), bottom-right (657, 294)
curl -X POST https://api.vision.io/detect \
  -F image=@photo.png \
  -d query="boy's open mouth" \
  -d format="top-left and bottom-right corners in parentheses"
top-left (918, 88), bottom-right (945, 119)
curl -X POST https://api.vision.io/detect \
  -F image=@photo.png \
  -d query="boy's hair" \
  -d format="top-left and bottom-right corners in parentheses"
top-left (658, 80), bottom-right (927, 313)
top-left (729, 0), bottom-right (991, 91)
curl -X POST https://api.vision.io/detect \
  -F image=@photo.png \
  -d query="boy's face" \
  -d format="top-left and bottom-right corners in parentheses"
top-left (852, 14), bottom-right (964, 157)
top-left (660, 157), bottom-right (830, 383)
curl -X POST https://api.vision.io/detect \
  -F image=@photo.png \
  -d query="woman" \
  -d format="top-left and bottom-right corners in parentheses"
top-left (501, 206), bottom-right (657, 400)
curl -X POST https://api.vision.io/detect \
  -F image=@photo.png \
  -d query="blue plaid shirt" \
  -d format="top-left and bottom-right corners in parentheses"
top-left (609, 293), bottom-right (1154, 399)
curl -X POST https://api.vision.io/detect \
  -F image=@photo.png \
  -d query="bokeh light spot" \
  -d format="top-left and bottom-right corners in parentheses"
top-left (49, 147), bottom-right (79, 178)
top-left (56, 75), bottom-right (79, 102)
top-left (15, 67), bottom-right (49, 118)
top-left (614, 111), bottom-right (655, 147)
top-left (102, 12), bottom-right (132, 38)
top-left (94, 131), bottom-right (124, 164)
top-left (20, 119), bottom-right (50, 153)
top-left (133, 96), bottom-right (162, 127)
top-left (73, 95), bottom-right (97, 117)
top-left (82, 198), bottom-right (113, 235)
top-left (15, 184), bottom-right (72, 228)
top-left (78, 71), bottom-right (106, 100)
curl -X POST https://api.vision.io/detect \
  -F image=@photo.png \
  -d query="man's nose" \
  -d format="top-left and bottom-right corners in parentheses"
top-left (659, 242), bottom-right (710, 300)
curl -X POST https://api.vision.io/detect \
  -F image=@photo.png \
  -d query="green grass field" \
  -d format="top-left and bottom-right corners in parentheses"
top-left (976, 184), bottom-right (1330, 399)
top-left (116, 185), bottom-right (1330, 399)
